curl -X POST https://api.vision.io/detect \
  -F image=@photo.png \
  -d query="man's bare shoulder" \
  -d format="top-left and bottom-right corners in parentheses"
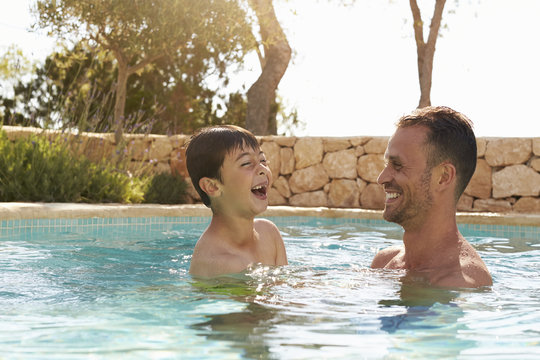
top-left (430, 241), bottom-right (493, 288)
top-left (371, 245), bottom-right (404, 269)
top-left (434, 264), bottom-right (492, 288)
top-left (436, 256), bottom-right (492, 288)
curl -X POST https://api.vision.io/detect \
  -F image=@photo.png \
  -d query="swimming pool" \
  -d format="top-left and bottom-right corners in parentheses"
top-left (1, 211), bottom-right (539, 359)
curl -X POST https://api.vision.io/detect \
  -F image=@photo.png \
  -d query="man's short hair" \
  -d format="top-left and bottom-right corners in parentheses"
top-left (185, 125), bottom-right (260, 207)
top-left (397, 106), bottom-right (477, 201)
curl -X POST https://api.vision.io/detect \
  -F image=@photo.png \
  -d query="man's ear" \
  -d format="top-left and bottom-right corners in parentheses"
top-left (199, 177), bottom-right (222, 198)
top-left (437, 162), bottom-right (456, 188)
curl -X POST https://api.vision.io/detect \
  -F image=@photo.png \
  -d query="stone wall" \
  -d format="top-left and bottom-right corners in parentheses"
top-left (3, 126), bottom-right (540, 213)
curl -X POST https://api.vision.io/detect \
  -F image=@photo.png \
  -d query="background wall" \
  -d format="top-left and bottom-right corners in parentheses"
top-left (4, 126), bottom-right (540, 213)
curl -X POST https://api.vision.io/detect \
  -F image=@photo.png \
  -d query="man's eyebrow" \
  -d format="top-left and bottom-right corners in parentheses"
top-left (387, 154), bottom-right (402, 163)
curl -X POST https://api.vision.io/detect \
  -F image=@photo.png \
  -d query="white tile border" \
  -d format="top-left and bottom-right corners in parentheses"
top-left (0, 203), bottom-right (539, 227)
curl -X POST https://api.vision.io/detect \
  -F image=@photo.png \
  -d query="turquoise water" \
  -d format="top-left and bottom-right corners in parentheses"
top-left (1, 217), bottom-right (539, 359)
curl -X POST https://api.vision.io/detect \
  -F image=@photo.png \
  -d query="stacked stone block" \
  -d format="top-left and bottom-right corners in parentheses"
top-left (2, 126), bottom-right (539, 213)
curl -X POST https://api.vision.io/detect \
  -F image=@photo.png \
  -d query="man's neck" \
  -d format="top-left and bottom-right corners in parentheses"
top-left (401, 210), bottom-right (461, 270)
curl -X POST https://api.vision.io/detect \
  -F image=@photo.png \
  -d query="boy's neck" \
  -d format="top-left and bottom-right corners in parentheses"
top-left (208, 211), bottom-right (257, 246)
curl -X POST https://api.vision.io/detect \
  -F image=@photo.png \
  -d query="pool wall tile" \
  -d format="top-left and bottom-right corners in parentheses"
top-left (0, 215), bottom-right (538, 241)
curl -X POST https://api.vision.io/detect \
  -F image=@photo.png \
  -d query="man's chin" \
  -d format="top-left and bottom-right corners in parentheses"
top-left (382, 208), bottom-right (402, 225)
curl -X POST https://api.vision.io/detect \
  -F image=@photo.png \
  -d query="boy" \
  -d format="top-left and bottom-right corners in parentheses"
top-left (185, 125), bottom-right (288, 277)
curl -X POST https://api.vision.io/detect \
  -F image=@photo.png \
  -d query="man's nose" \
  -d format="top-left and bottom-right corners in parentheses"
top-left (377, 165), bottom-right (390, 185)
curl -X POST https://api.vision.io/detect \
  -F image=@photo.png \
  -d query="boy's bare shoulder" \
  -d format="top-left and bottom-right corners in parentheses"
top-left (370, 245), bottom-right (403, 268)
top-left (189, 237), bottom-right (244, 278)
top-left (254, 218), bottom-right (288, 265)
top-left (254, 218), bottom-right (280, 233)
top-left (189, 253), bottom-right (244, 278)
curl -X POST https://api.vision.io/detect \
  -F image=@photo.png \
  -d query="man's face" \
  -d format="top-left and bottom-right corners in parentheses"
top-left (377, 126), bottom-right (434, 230)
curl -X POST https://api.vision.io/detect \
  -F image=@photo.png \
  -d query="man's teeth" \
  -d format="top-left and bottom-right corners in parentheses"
top-left (252, 185), bottom-right (265, 190)
top-left (386, 192), bottom-right (400, 199)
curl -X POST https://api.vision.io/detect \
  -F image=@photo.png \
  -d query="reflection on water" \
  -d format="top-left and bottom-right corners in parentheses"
top-left (191, 302), bottom-right (278, 360)
top-left (378, 277), bottom-right (477, 359)
top-left (1, 221), bottom-right (539, 359)
top-left (190, 266), bottom-right (290, 360)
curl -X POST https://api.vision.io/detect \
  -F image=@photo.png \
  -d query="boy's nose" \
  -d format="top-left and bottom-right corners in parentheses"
top-left (258, 163), bottom-right (271, 176)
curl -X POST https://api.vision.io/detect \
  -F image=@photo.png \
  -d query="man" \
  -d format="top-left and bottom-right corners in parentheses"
top-left (371, 106), bottom-right (492, 288)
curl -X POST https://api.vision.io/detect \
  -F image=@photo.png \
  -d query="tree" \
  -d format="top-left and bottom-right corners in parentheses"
top-left (34, 0), bottom-right (252, 142)
top-left (409, 0), bottom-right (447, 108)
top-left (0, 46), bottom-right (35, 90)
top-left (1, 41), bottom-right (250, 134)
top-left (245, 0), bottom-right (292, 135)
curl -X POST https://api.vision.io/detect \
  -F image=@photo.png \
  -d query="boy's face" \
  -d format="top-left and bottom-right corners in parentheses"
top-left (216, 145), bottom-right (272, 216)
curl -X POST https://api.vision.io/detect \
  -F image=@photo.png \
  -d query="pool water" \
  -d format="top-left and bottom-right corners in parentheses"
top-left (1, 217), bottom-right (539, 359)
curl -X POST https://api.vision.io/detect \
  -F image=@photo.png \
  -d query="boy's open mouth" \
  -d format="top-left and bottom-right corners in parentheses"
top-left (251, 184), bottom-right (268, 199)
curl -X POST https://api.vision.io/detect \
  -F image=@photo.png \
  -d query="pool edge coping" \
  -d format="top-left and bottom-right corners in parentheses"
top-left (0, 203), bottom-right (538, 227)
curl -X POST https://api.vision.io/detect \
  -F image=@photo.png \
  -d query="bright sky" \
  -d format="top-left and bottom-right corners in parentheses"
top-left (1, 0), bottom-right (539, 138)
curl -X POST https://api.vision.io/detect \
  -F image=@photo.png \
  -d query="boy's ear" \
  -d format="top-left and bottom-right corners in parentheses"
top-left (199, 177), bottom-right (222, 198)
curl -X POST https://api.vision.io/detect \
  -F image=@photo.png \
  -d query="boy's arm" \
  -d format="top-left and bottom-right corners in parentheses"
top-left (190, 237), bottom-right (248, 277)
top-left (256, 219), bottom-right (288, 265)
top-left (274, 225), bottom-right (288, 265)
top-left (190, 253), bottom-right (248, 278)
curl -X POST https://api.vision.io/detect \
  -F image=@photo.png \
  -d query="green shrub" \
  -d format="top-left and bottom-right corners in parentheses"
top-left (0, 130), bottom-right (144, 203)
top-left (143, 171), bottom-right (187, 204)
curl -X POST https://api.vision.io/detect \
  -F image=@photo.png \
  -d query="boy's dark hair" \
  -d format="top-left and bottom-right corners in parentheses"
top-left (397, 106), bottom-right (477, 202)
top-left (185, 125), bottom-right (260, 207)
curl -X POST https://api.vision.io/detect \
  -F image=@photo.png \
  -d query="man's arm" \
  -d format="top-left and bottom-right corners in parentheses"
top-left (370, 246), bottom-right (402, 269)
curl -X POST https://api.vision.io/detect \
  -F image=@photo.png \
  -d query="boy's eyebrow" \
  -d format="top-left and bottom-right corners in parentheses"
top-left (234, 150), bottom-right (264, 161)
top-left (235, 152), bottom-right (251, 161)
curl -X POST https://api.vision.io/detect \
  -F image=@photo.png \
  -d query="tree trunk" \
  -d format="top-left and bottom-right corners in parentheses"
top-left (409, 0), bottom-right (446, 108)
top-left (110, 47), bottom-right (163, 144)
top-left (246, 0), bottom-right (291, 135)
top-left (113, 60), bottom-right (129, 145)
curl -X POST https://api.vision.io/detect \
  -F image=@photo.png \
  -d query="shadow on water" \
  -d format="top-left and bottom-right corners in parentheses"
top-left (377, 274), bottom-right (487, 358)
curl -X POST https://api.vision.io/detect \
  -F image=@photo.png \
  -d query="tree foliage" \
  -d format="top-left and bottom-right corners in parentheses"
top-left (34, 0), bottom-right (254, 140)
top-left (0, 41), bottom-right (250, 133)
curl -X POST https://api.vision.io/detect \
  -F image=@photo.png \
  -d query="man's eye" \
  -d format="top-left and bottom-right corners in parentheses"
top-left (260, 159), bottom-right (267, 164)
top-left (241, 161), bottom-right (252, 167)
